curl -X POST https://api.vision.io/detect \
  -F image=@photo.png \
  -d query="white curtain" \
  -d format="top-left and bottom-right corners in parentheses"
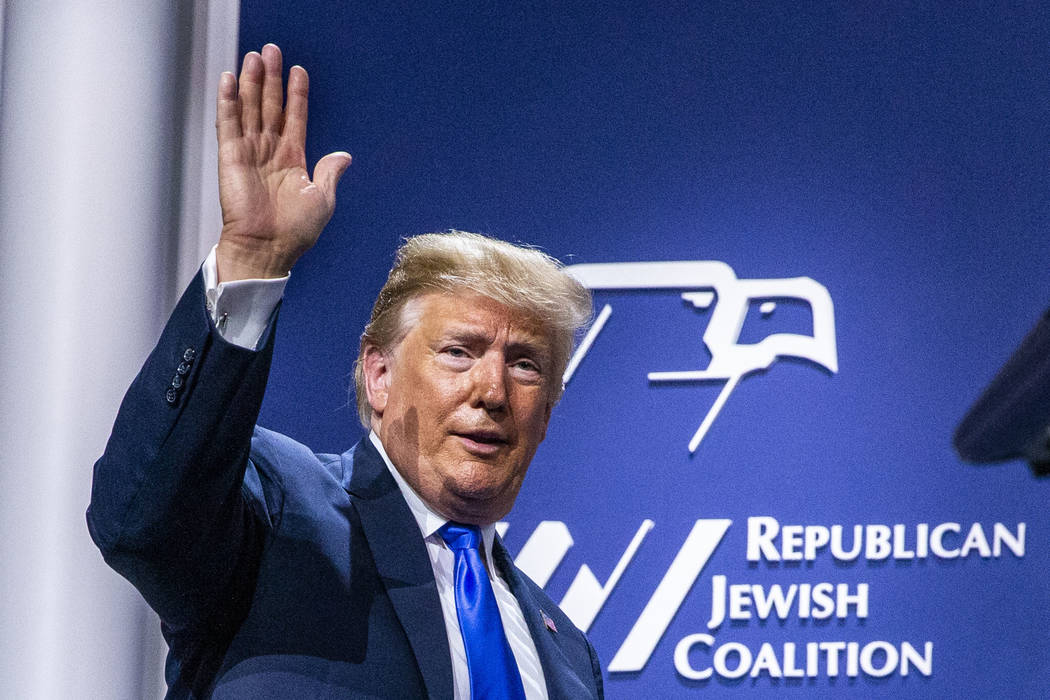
top-left (0, 1), bottom-right (238, 697)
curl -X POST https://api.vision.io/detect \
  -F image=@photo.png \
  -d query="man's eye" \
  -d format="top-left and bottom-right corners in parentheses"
top-left (444, 347), bottom-right (469, 358)
top-left (513, 359), bottom-right (541, 373)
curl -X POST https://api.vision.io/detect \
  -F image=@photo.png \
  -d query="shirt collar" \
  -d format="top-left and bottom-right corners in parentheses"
top-left (369, 431), bottom-right (497, 559)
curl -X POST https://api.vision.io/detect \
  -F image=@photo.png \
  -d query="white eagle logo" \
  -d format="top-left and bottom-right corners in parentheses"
top-left (563, 261), bottom-right (838, 453)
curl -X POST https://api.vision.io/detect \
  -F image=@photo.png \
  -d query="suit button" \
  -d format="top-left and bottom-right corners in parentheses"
top-left (176, 362), bottom-right (191, 376)
top-left (165, 388), bottom-right (179, 405)
top-left (171, 375), bottom-right (184, 389)
top-left (183, 348), bottom-right (196, 362)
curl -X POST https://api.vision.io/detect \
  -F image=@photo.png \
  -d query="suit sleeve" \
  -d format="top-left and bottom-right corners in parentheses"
top-left (86, 271), bottom-right (283, 630)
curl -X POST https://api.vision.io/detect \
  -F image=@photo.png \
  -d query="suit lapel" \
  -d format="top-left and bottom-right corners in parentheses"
top-left (492, 536), bottom-right (578, 699)
top-left (342, 439), bottom-right (454, 700)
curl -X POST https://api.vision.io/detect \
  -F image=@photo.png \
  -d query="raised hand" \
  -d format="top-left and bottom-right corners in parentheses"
top-left (215, 44), bottom-right (351, 281)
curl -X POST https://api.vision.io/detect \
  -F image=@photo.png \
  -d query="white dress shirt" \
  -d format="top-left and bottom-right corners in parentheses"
top-left (200, 247), bottom-right (548, 699)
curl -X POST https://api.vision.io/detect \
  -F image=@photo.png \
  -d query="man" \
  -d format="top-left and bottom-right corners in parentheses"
top-left (87, 44), bottom-right (602, 699)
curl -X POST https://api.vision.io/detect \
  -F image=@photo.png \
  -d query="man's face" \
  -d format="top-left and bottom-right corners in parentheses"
top-left (364, 291), bottom-right (556, 524)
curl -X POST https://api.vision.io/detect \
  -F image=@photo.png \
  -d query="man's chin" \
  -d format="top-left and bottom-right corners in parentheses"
top-left (440, 480), bottom-right (519, 524)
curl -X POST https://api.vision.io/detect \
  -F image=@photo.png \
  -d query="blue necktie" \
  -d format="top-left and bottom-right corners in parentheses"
top-left (438, 522), bottom-right (527, 700)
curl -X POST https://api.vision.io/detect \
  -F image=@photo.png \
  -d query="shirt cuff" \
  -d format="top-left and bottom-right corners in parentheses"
top-left (201, 245), bottom-right (289, 350)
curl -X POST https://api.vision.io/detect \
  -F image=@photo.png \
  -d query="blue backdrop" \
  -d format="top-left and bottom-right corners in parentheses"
top-left (240, 2), bottom-right (1049, 696)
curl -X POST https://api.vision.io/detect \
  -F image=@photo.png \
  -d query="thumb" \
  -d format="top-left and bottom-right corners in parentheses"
top-left (313, 151), bottom-right (352, 205)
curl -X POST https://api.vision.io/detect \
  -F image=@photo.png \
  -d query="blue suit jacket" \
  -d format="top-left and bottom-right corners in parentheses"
top-left (87, 273), bottom-right (604, 699)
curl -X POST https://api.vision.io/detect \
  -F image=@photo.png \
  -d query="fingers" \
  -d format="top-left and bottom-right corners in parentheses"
top-left (313, 152), bottom-right (353, 207)
top-left (284, 65), bottom-right (309, 150)
top-left (226, 45), bottom-right (307, 144)
top-left (238, 51), bottom-right (264, 133)
top-left (219, 44), bottom-right (341, 192)
top-left (215, 71), bottom-right (241, 142)
top-left (260, 43), bottom-right (284, 133)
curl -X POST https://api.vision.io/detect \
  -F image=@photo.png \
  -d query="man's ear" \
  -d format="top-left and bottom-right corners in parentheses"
top-left (362, 344), bottom-right (391, 418)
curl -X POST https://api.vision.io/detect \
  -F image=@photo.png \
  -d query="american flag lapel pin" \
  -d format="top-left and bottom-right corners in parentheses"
top-left (541, 609), bottom-right (558, 633)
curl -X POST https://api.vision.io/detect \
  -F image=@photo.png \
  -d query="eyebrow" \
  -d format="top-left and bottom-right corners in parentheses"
top-left (440, 328), bottom-right (551, 362)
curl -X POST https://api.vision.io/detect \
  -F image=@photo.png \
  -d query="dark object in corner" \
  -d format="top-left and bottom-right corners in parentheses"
top-left (955, 308), bottom-right (1050, 477)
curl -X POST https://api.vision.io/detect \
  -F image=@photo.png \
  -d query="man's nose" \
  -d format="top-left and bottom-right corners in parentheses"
top-left (470, 353), bottom-right (508, 412)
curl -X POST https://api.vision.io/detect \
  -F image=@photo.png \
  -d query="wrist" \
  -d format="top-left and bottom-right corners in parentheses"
top-left (215, 238), bottom-right (297, 282)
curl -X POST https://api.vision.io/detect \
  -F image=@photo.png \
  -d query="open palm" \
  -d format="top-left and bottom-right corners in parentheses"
top-left (215, 44), bottom-right (350, 281)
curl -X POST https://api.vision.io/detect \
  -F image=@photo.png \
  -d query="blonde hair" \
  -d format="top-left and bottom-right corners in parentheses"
top-left (354, 231), bottom-right (592, 427)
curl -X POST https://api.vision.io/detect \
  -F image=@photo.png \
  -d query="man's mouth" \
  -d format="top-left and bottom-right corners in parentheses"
top-left (453, 430), bottom-right (508, 455)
